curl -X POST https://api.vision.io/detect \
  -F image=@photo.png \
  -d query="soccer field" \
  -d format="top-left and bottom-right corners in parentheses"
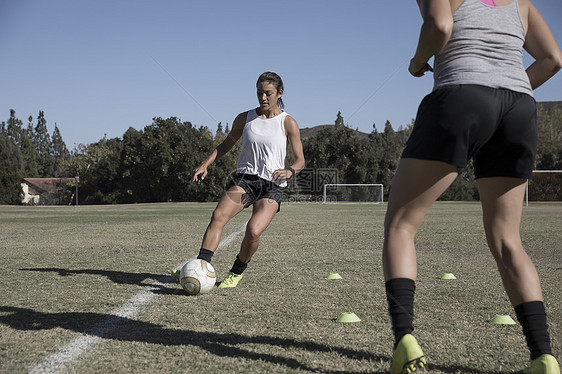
top-left (0, 202), bottom-right (560, 373)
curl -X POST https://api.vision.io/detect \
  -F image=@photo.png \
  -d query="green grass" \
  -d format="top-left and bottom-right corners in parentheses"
top-left (0, 202), bottom-right (560, 373)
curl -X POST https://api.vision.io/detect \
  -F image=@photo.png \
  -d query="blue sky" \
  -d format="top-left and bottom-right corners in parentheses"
top-left (1, 0), bottom-right (561, 149)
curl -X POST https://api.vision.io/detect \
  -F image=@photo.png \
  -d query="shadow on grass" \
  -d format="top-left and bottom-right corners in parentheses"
top-left (0, 305), bottom-right (518, 374)
top-left (0, 305), bottom-right (381, 374)
top-left (19, 267), bottom-right (180, 293)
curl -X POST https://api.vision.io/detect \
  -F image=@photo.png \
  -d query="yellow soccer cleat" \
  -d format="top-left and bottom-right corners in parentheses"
top-left (390, 334), bottom-right (427, 374)
top-left (525, 354), bottom-right (560, 374)
top-left (171, 269), bottom-right (180, 281)
top-left (218, 272), bottom-right (244, 288)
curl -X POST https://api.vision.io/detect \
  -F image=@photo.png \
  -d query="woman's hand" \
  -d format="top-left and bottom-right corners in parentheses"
top-left (272, 168), bottom-right (293, 183)
top-left (192, 166), bottom-right (208, 183)
top-left (191, 111), bottom-right (246, 184)
top-left (409, 58), bottom-right (434, 77)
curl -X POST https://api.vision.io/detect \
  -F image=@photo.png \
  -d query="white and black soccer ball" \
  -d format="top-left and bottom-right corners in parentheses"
top-left (180, 259), bottom-right (216, 295)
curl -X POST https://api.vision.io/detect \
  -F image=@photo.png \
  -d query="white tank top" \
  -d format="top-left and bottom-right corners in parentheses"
top-left (236, 109), bottom-right (288, 187)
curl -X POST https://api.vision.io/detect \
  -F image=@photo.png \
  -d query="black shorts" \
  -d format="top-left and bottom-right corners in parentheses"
top-left (226, 174), bottom-right (285, 211)
top-left (402, 84), bottom-right (537, 179)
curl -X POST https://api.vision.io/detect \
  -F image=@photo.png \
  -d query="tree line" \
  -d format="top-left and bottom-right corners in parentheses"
top-left (1, 103), bottom-right (561, 205)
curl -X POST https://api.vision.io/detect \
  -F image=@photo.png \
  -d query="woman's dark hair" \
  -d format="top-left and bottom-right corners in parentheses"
top-left (256, 71), bottom-right (284, 109)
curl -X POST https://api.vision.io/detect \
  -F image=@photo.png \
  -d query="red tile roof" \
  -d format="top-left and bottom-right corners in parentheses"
top-left (23, 178), bottom-right (77, 195)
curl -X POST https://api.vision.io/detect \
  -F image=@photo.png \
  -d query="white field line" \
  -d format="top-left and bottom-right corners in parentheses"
top-left (30, 223), bottom-right (247, 374)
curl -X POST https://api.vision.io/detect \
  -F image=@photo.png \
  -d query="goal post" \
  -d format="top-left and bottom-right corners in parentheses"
top-left (525, 170), bottom-right (562, 206)
top-left (322, 184), bottom-right (384, 204)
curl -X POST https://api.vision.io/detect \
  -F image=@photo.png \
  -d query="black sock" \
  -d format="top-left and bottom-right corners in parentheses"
top-left (230, 254), bottom-right (249, 275)
top-left (196, 248), bottom-right (214, 263)
top-left (386, 278), bottom-right (416, 348)
top-left (514, 301), bottom-right (553, 360)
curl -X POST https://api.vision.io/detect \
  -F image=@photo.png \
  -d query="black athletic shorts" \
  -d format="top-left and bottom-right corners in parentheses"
top-left (402, 84), bottom-right (537, 179)
top-left (226, 173), bottom-right (285, 211)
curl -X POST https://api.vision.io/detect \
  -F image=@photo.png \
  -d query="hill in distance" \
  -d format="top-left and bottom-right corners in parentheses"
top-left (299, 125), bottom-right (370, 140)
top-left (299, 100), bottom-right (562, 140)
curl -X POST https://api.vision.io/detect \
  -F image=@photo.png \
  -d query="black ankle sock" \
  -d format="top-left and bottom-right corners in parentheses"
top-left (230, 254), bottom-right (249, 275)
top-left (197, 248), bottom-right (214, 263)
top-left (386, 278), bottom-right (416, 348)
top-left (514, 301), bottom-right (553, 360)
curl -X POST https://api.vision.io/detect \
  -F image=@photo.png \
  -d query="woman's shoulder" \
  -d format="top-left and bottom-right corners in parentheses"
top-left (515, 0), bottom-right (530, 32)
top-left (234, 109), bottom-right (254, 123)
top-left (231, 110), bottom-right (253, 132)
top-left (239, 109), bottom-right (255, 117)
top-left (283, 112), bottom-right (295, 123)
top-left (283, 114), bottom-right (300, 132)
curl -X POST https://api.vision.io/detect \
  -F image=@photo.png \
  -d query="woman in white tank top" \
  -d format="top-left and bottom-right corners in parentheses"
top-left (384, 1), bottom-right (562, 373)
top-left (189, 72), bottom-right (305, 289)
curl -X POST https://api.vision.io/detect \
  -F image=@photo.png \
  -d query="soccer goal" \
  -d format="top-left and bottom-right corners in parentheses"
top-left (322, 184), bottom-right (384, 204)
top-left (525, 170), bottom-right (562, 206)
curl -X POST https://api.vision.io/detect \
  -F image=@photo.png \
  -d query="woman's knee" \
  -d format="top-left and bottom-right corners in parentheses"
top-left (245, 222), bottom-right (264, 240)
top-left (384, 207), bottom-right (423, 239)
top-left (489, 238), bottom-right (526, 269)
top-left (210, 208), bottom-right (231, 227)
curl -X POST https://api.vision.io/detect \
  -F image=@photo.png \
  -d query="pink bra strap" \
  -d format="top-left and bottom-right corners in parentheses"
top-left (479, 0), bottom-right (497, 6)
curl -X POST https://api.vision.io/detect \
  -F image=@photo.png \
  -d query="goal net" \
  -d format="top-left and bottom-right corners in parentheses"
top-left (525, 170), bottom-right (562, 205)
top-left (322, 184), bottom-right (384, 204)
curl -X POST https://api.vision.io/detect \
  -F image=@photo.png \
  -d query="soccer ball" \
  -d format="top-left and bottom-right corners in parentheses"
top-left (180, 259), bottom-right (216, 295)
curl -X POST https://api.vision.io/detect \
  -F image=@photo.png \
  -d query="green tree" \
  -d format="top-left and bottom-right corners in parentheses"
top-left (192, 122), bottom-right (240, 200)
top-left (2, 110), bottom-right (40, 178)
top-left (536, 103), bottom-right (562, 169)
top-left (51, 123), bottom-right (69, 177)
top-left (334, 111), bottom-right (345, 129)
top-left (0, 133), bottom-right (24, 204)
top-left (6, 109), bottom-right (24, 146)
top-left (303, 112), bottom-right (374, 196)
top-left (119, 118), bottom-right (216, 203)
top-left (66, 137), bottom-right (123, 204)
top-left (439, 161), bottom-right (478, 201)
top-left (119, 127), bottom-right (144, 202)
top-left (396, 119), bottom-right (414, 145)
top-left (373, 121), bottom-right (402, 196)
top-left (21, 116), bottom-right (40, 177)
top-left (33, 111), bottom-right (54, 177)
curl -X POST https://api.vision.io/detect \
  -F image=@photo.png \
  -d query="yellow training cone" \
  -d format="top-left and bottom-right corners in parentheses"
top-left (490, 314), bottom-right (516, 325)
top-left (336, 312), bottom-right (361, 323)
top-left (326, 272), bottom-right (343, 280)
top-left (440, 273), bottom-right (457, 280)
